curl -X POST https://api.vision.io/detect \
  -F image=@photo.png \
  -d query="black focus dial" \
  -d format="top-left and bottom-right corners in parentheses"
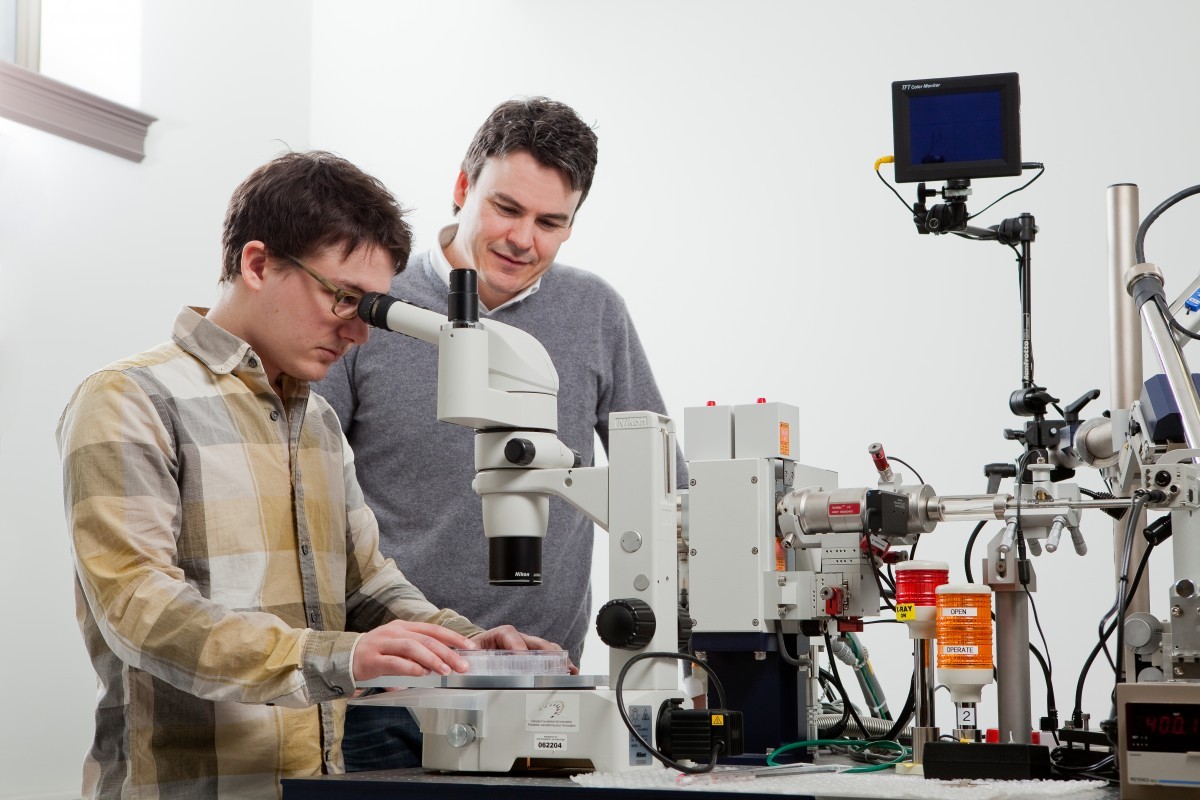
top-left (596, 598), bottom-right (656, 650)
top-left (504, 438), bottom-right (536, 466)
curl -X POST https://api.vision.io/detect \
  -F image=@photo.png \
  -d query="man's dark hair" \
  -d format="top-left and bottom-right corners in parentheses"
top-left (221, 151), bottom-right (412, 282)
top-left (458, 97), bottom-right (599, 213)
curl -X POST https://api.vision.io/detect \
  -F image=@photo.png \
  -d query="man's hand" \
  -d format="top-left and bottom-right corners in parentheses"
top-left (352, 621), bottom-right (478, 683)
top-left (470, 626), bottom-right (579, 674)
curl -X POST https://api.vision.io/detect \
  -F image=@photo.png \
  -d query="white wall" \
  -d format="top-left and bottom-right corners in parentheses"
top-left (0, 3), bottom-right (312, 797)
top-left (4, 1), bottom-right (1200, 797)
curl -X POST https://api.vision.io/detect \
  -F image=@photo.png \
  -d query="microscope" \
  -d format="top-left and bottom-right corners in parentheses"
top-left (353, 270), bottom-right (735, 773)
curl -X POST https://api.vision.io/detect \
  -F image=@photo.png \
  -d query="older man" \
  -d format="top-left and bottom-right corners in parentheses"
top-left (316, 97), bottom-right (685, 770)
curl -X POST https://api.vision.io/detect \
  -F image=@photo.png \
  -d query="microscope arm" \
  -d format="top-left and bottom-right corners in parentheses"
top-left (474, 467), bottom-right (610, 529)
top-left (358, 274), bottom-right (575, 585)
top-left (358, 288), bottom-right (560, 430)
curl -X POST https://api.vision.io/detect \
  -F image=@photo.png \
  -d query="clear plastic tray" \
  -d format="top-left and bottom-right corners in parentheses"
top-left (454, 648), bottom-right (571, 676)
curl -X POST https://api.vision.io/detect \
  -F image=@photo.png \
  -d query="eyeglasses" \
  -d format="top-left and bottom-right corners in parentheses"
top-left (284, 254), bottom-right (362, 320)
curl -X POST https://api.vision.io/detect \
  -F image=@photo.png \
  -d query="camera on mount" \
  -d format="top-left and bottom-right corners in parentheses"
top-left (891, 73), bottom-right (1022, 234)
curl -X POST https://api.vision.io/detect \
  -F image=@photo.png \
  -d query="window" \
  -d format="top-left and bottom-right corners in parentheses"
top-left (0, 0), bottom-right (154, 162)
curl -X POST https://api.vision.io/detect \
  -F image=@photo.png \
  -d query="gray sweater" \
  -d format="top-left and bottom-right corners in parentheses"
top-left (315, 252), bottom-right (683, 662)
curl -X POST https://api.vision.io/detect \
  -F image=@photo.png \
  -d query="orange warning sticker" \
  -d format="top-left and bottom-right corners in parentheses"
top-left (779, 422), bottom-right (791, 456)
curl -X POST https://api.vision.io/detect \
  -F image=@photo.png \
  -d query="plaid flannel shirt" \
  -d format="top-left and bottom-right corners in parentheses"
top-left (57, 307), bottom-right (480, 800)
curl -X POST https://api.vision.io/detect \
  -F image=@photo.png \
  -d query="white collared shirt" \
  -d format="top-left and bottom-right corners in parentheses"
top-left (429, 224), bottom-right (542, 313)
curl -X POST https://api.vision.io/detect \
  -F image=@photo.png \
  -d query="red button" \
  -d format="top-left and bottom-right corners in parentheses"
top-left (756, 397), bottom-right (766, 404)
top-left (985, 729), bottom-right (1000, 743)
top-left (706, 400), bottom-right (716, 406)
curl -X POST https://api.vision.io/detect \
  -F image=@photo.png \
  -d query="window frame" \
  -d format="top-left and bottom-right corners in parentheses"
top-left (0, 0), bottom-right (155, 162)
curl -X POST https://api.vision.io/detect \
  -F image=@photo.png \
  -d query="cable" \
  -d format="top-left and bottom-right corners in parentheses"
top-left (817, 665), bottom-right (852, 738)
top-left (844, 633), bottom-right (891, 721)
top-left (880, 452), bottom-right (925, 561)
top-left (882, 682), bottom-right (916, 743)
top-left (614, 651), bottom-right (727, 774)
top-left (1154, 294), bottom-right (1200, 341)
top-left (1072, 521), bottom-right (1155, 725)
top-left (1135, 183), bottom-right (1200, 264)
top-left (886, 456), bottom-right (925, 485)
top-left (823, 631), bottom-right (873, 742)
top-left (774, 622), bottom-right (802, 667)
top-left (874, 557), bottom-right (897, 612)
top-left (966, 163), bottom-right (1046, 221)
top-left (767, 738), bottom-right (908, 773)
top-left (1112, 494), bottom-right (1150, 704)
top-left (874, 157), bottom-right (914, 214)
top-left (874, 158), bottom-right (1046, 232)
top-left (1096, 596), bottom-right (1121, 672)
top-left (1024, 584), bottom-right (1058, 732)
top-left (963, 521), bottom-right (987, 583)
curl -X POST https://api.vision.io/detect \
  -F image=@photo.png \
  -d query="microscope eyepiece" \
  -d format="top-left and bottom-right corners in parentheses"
top-left (448, 268), bottom-right (480, 325)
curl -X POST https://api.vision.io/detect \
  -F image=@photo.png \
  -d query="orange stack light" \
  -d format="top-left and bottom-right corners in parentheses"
top-left (936, 584), bottom-right (994, 706)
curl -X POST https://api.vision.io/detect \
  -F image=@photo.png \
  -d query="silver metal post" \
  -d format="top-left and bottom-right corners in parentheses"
top-left (995, 590), bottom-right (1032, 744)
top-left (911, 638), bottom-right (938, 762)
top-left (1108, 184), bottom-right (1149, 619)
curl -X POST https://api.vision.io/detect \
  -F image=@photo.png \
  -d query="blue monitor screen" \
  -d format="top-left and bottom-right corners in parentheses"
top-left (908, 89), bottom-right (1003, 166)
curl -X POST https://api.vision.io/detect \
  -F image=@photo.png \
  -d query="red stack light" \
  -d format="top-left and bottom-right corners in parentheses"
top-left (895, 565), bottom-right (950, 607)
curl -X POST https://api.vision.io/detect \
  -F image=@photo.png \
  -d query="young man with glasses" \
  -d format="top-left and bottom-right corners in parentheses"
top-left (315, 97), bottom-right (686, 771)
top-left (57, 151), bottom-right (560, 800)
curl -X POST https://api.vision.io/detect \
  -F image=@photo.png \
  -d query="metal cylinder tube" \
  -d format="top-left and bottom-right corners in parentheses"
top-left (1108, 184), bottom-right (1149, 618)
top-left (995, 590), bottom-right (1032, 744)
top-left (910, 638), bottom-right (938, 763)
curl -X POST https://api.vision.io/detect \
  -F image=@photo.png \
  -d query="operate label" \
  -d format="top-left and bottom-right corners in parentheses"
top-left (942, 607), bottom-right (978, 617)
top-left (533, 734), bottom-right (569, 753)
top-left (943, 645), bottom-right (979, 655)
top-left (779, 422), bottom-right (791, 456)
top-left (896, 603), bottom-right (916, 621)
top-left (829, 502), bottom-right (861, 516)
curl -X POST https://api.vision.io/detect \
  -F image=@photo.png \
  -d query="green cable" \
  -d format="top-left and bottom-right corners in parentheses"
top-left (766, 739), bottom-right (910, 773)
top-left (843, 634), bottom-right (889, 721)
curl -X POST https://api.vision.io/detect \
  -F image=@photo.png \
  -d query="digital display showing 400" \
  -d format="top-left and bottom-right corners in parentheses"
top-left (1127, 702), bottom-right (1200, 753)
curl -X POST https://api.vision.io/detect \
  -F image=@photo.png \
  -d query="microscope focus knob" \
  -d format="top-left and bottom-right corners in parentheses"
top-left (503, 438), bottom-right (536, 466)
top-left (446, 722), bottom-right (477, 748)
top-left (596, 598), bottom-right (657, 650)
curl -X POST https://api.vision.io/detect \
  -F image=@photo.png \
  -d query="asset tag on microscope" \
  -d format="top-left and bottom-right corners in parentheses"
top-left (895, 603), bottom-right (916, 621)
top-left (526, 694), bottom-right (580, 732)
top-left (533, 734), bottom-right (569, 753)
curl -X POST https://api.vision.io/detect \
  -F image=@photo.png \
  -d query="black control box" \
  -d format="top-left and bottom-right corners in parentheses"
top-left (864, 490), bottom-right (909, 536)
top-left (922, 742), bottom-right (1052, 781)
